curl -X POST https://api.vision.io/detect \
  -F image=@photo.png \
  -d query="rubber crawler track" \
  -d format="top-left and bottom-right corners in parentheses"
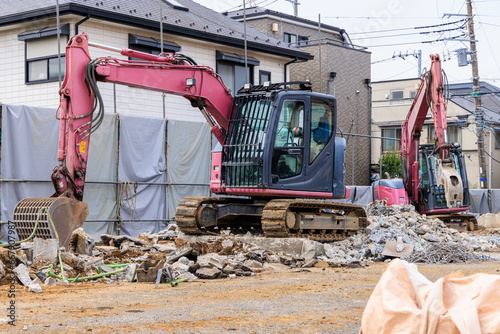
top-left (261, 199), bottom-right (367, 242)
top-left (176, 197), bottom-right (367, 242)
top-left (429, 213), bottom-right (478, 232)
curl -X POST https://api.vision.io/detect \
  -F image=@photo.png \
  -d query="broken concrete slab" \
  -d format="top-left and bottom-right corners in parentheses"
top-left (123, 264), bottom-right (137, 282)
top-left (243, 259), bottom-right (263, 269)
top-left (381, 241), bottom-right (414, 258)
top-left (60, 252), bottom-right (86, 272)
top-left (33, 238), bottom-right (58, 263)
top-left (166, 246), bottom-right (193, 264)
top-left (153, 242), bottom-right (177, 253)
top-left (28, 283), bottom-right (42, 293)
top-left (196, 267), bottom-right (221, 279)
top-left (136, 260), bottom-right (165, 282)
top-left (100, 234), bottom-right (148, 248)
top-left (197, 253), bottom-right (227, 270)
top-left (239, 236), bottom-right (325, 257)
top-left (176, 272), bottom-right (198, 282)
top-left (13, 264), bottom-right (33, 286)
top-left (94, 245), bottom-right (119, 253)
top-left (302, 259), bottom-right (318, 268)
top-left (84, 256), bottom-right (104, 271)
top-left (0, 261), bottom-right (5, 280)
top-left (69, 228), bottom-right (95, 256)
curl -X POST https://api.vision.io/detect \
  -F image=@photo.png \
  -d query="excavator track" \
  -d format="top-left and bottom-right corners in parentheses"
top-left (429, 213), bottom-right (478, 232)
top-left (176, 197), bottom-right (367, 242)
top-left (175, 197), bottom-right (216, 235)
top-left (261, 199), bottom-right (367, 242)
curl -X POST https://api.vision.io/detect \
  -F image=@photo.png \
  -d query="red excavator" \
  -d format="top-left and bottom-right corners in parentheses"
top-left (13, 34), bottom-right (366, 247)
top-left (375, 54), bottom-right (476, 230)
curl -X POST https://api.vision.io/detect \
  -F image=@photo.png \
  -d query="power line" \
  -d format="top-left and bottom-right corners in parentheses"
top-left (349, 18), bottom-right (466, 35)
top-left (351, 25), bottom-right (465, 41)
top-left (479, 21), bottom-right (500, 27)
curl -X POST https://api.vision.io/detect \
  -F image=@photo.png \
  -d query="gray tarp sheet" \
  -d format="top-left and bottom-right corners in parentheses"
top-left (353, 186), bottom-right (373, 207)
top-left (118, 116), bottom-right (167, 237)
top-left (1, 105), bottom-right (58, 239)
top-left (82, 113), bottom-right (118, 237)
top-left (0, 105), bottom-right (118, 240)
top-left (166, 119), bottom-right (211, 220)
top-left (490, 189), bottom-right (500, 214)
top-left (469, 189), bottom-right (490, 214)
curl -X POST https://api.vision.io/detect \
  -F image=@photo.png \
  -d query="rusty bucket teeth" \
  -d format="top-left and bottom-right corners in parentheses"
top-left (13, 197), bottom-right (89, 249)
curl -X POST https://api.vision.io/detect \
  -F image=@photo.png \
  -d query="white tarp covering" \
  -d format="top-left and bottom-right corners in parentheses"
top-left (166, 119), bottom-right (211, 220)
top-left (118, 116), bottom-right (167, 237)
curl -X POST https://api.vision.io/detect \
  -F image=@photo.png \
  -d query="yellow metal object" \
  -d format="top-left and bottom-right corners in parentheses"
top-left (79, 141), bottom-right (86, 153)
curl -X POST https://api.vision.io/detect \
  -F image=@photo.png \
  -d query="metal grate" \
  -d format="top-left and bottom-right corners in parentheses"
top-left (13, 197), bottom-right (59, 240)
top-left (222, 94), bottom-right (273, 188)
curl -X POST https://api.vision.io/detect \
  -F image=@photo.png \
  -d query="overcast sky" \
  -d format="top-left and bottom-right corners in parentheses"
top-left (193, 0), bottom-right (500, 85)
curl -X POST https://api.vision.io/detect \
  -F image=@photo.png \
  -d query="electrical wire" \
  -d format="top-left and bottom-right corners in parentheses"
top-left (349, 18), bottom-right (467, 35)
top-left (351, 25), bottom-right (466, 41)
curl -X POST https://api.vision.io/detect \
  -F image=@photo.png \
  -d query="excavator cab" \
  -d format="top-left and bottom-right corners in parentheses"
top-left (221, 83), bottom-right (347, 198)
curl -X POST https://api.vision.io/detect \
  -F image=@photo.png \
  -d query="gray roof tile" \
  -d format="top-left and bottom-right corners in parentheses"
top-left (0, 0), bottom-right (312, 60)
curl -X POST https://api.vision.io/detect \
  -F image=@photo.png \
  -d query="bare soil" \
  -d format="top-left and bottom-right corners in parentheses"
top-left (2, 260), bottom-right (500, 333)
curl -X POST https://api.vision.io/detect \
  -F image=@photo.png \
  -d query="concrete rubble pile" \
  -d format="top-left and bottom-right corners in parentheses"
top-left (0, 225), bottom-right (331, 291)
top-left (2, 200), bottom-right (499, 291)
top-left (318, 200), bottom-right (500, 265)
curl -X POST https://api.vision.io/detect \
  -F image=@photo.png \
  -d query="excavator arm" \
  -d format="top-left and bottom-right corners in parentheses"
top-left (14, 34), bottom-right (234, 247)
top-left (53, 34), bottom-right (233, 201)
top-left (401, 54), bottom-right (465, 210)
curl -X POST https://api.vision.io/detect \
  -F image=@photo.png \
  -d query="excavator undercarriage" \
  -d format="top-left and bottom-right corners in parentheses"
top-left (175, 197), bottom-right (367, 242)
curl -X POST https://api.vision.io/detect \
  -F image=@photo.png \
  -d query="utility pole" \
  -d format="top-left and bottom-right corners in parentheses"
top-left (466, 0), bottom-right (488, 188)
top-left (285, 0), bottom-right (300, 17)
top-left (243, 0), bottom-right (248, 84)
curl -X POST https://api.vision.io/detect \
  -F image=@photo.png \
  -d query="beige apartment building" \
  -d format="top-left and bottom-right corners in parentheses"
top-left (372, 78), bottom-right (500, 189)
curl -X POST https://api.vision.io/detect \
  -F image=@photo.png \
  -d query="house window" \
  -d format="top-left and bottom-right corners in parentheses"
top-left (18, 25), bottom-right (70, 84)
top-left (284, 32), bottom-right (297, 45)
top-left (410, 91), bottom-right (417, 99)
top-left (381, 127), bottom-right (401, 151)
top-left (216, 51), bottom-right (259, 95)
top-left (128, 34), bottom-right (181, 60)
top-left (427, 125), bottom-right (461, 145)
top-left (495, 131), bottom-right (500, 149)
top-left (390, 90), bottom-right (404, 100)
top-left (259, 70), bottom-right (271, 85)
top-left (298, 35), bottom-right (309, 46)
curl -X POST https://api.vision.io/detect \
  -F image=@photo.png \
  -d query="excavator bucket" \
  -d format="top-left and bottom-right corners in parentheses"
top-left (13, 197), bottom-right (89, 249)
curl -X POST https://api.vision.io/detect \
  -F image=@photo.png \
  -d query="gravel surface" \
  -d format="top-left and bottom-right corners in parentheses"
top-left (2, 259), bottom-right (500, 333)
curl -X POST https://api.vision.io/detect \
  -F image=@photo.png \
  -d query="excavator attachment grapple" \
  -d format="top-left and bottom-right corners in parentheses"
top-left (13, 197), bottom-right (88, 249)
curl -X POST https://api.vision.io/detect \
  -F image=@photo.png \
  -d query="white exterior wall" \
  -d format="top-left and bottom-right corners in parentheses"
top-left (0, 17), bottom-right (287, 122)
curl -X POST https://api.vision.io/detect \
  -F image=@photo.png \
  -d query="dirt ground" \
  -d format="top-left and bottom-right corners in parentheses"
top-left (1, 260), bottom-right (500, 333)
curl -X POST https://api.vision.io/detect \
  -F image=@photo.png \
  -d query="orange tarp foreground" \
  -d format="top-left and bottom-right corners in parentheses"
top-left (361, 259), bottom-right (500, 334)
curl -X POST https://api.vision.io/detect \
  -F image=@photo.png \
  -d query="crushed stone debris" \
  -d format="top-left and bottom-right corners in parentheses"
top-left (1, 201), bottom-right (500, 288)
